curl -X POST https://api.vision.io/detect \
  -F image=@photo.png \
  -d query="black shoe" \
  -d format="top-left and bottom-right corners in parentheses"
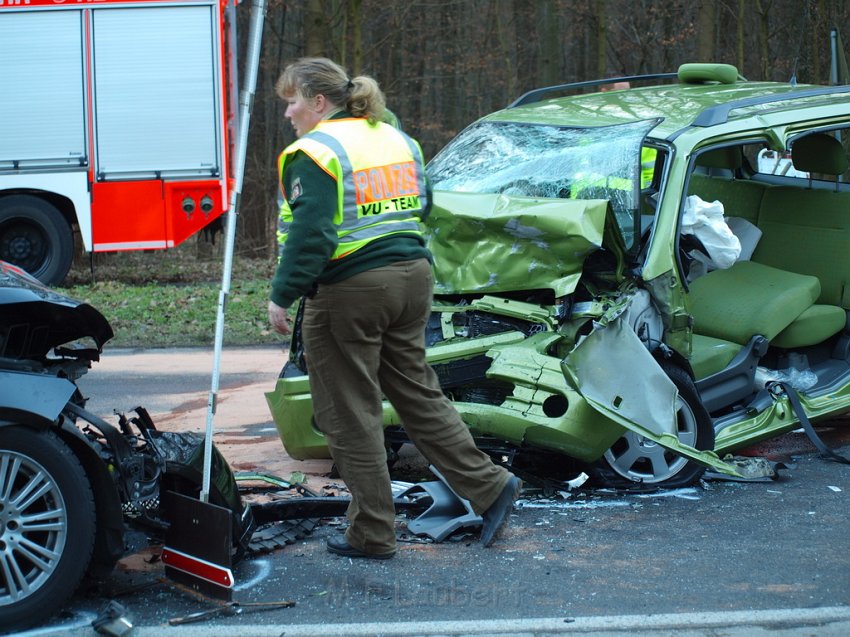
top-left (326, 536), bottom-right (396, 560)
top-left (480, 475), bottom-right (522, 547)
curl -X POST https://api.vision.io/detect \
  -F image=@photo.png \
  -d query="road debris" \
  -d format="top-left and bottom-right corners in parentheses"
top-left (168, 600), bottom-right (295, 626)
top-left (92, 600), bottom-right (133, 636)
top-left (703, 455), bottom-right (786, 482)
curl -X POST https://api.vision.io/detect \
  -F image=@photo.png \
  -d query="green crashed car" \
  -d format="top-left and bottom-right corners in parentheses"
top-left (266, 63), bottom-right (850, 488)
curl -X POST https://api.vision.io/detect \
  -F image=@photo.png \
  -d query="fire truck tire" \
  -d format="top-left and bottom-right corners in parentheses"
top-left (0, 195), bottom-right (74, 285)
top-left (0, 427), bottom-right (97, 631)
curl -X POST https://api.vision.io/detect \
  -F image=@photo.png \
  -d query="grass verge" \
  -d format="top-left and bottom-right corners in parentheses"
top-left (61, 246), bottom-right (285, 349)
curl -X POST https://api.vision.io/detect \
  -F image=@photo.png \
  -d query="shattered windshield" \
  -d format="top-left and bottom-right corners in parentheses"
top-left (427, 119), bottom-right (658, 250)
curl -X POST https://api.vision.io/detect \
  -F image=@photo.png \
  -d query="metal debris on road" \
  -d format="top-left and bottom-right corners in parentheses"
top-left (92, 600), bottom-right (134, 636)
top-left (168, 600), bottom-right (295, 626)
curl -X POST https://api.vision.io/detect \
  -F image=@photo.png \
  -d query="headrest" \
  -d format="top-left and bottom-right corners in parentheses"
top-left (695, 147), bottom-right (743, 170)
top-left (792, 134), bottom-right (849, 176)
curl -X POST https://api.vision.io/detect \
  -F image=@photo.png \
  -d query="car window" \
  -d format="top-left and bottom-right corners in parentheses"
top-left (748, 127), bottom-right (850, 184)
top-left (752, 147), bottom-right (807, 178)
top-left (427, 119), bottom-right (659, 251)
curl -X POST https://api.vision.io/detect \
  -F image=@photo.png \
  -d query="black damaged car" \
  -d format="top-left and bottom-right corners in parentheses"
top-left (0, 261), bottom-right (252, 630)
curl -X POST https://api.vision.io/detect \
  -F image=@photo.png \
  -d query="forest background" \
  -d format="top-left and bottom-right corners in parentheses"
top-left (233, 0), bottom-right (850, 255)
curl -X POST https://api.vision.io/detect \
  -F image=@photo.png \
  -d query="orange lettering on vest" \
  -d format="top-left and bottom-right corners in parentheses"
top-left (354, 161), bottom-right (420, 204)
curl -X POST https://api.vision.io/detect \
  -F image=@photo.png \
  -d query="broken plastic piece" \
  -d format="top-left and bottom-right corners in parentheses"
top-left (92, 600), bottom-right (133, 636)
top-left (397, 466), bottom-right (482, 541)
top-left (288, 471), bottom-right (307, 485)
top-left (755, 366), bottom-right (817, 391)
top-left (564, 472), bottom-right (589, 490)
top-left (234, 471), bottom-right (292, 489)
top-left (703, 455), bottom-right (786, 482)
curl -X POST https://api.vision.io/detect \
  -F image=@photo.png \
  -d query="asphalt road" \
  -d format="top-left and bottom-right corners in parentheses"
top-left (17, 347), bottom-right (850, 636)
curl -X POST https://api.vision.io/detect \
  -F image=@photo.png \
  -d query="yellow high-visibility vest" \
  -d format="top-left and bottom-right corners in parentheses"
top-left (641, 147), bottom-right (658, 189)
top-left (569, 146), bottom-right (658, 199)
top-left (277, 118), bottom-right (427, 260)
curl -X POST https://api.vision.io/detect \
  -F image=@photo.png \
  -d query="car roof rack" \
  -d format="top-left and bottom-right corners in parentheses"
top-left (508, 73), bottom-right (679, 108)
top-left (509, 64), bottom-right (746, 108)
top-left (690, 85), bottom-right (850, 127)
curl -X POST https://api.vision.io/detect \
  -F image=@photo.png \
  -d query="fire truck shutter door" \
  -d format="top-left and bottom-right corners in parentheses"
top-left (92, 5), bottom-right (220, 180)
top-left (0, 11), bottom-right (86, 170)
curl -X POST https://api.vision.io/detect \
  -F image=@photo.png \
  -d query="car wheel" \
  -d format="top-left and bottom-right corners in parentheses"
top-left (595, 361), bottom-right (715, 489)
top-left (0, 427), bottom-right (96, 631)
top-left (0, 195), bottom-right (75, 286)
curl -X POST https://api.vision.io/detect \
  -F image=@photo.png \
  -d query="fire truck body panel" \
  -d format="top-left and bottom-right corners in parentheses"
top-left (0, 0), bottom-right (233, 283)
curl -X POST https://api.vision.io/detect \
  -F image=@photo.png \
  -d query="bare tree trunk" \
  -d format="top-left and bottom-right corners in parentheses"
top-left (537, 0), bottom-right (560, 86)
top-left (660, 4), bottom-right (676, 73)
top-left (238, 1), bottom-right (290, 255)
top-left (755, 0), bottom-right (772, 80)
top-left (595, 0), bottom-right (607, 77)
top-left (810, 0), bottom-right (827, 83)
top-left (737, 0), bottom-right (745, 73)
top-left (496, 0), bottom-right (518, 101)
top-left (347, 0), bottom-right (363, 74)
top-left (575, 2), bottom-right (588, 80)
top-left (697, 0), bottom-right (716, 62)
top-left (304, 0), bottom-right (326, 56)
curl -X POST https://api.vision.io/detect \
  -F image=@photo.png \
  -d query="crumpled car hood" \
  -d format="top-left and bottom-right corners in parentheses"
top-left (0, 261), bottom-right (113, 360)
top-left (425, 191), bottom-right (608, 297)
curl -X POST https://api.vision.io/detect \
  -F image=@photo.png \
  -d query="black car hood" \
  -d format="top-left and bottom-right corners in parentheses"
top-left (0, 261), bottom-right (113, 360)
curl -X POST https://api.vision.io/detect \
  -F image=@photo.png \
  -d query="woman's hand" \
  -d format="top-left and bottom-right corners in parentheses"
top-left (268, 300), bottom-right (292, 336)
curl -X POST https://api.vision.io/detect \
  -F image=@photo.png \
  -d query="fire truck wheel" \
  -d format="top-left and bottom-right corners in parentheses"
top-left (0, 427), bottom-right (97, 631)
top-left (0, 195), bottom-right (74, 285)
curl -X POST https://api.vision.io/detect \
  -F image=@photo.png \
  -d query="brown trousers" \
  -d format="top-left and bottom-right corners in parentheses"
top-left (302, 258), bottom-right (510, 554)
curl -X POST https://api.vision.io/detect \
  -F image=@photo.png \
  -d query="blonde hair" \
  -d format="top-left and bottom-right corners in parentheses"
top-left (275, 57), bottom-right (386, 124)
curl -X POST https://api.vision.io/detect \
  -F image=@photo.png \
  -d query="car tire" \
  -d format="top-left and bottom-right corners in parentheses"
top-left (593, 360), bottom-right (715, 489)
top-left (0, 194), bottom-right (75, 286)
top-left (0, 426), bottom-right (96, 631)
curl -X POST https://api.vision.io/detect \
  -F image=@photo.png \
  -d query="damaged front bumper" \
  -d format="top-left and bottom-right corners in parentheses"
top-left (266, 328), bottom-right (624, 463)
top-left (265, 295), bottom-right (741, 479)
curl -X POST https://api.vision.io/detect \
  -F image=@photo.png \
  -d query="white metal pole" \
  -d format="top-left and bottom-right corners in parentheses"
top-left (201, 0), bottom-right (266, 503)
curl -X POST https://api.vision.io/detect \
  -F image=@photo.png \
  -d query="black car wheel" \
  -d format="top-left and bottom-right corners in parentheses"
top-left (0, 427), bottom-right (96, 631)
top-left (595, 361), bottom-right (715, 489)
top-left (0, 195), bottom-right (74, 286)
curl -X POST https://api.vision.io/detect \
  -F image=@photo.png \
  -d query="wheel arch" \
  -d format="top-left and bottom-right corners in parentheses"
top-left (0, 191), bottom-right (79, 284)
top-left (0, 417), bottom-right (51, 431)
top-left (52, 425), bottom-right (126, 576)
top-left (0, 188), bottom-right (79, 235)
top-left (654, 346), bottom-right (696, 381)
top-left (0, 170), bottom-right (92, 252)
top-left (0, 418), bottom-right (127, 575)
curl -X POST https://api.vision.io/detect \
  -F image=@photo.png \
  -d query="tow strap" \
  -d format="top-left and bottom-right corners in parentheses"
top-left (772, 382), bottom-right (850, 465)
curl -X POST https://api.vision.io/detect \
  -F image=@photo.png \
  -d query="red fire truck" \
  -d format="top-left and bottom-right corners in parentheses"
top-left (0, 0), bottom-right (237, 284)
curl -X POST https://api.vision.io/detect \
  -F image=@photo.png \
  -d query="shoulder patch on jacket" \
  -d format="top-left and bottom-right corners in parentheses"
top-left (289, 177), bottom-right (303, 203)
